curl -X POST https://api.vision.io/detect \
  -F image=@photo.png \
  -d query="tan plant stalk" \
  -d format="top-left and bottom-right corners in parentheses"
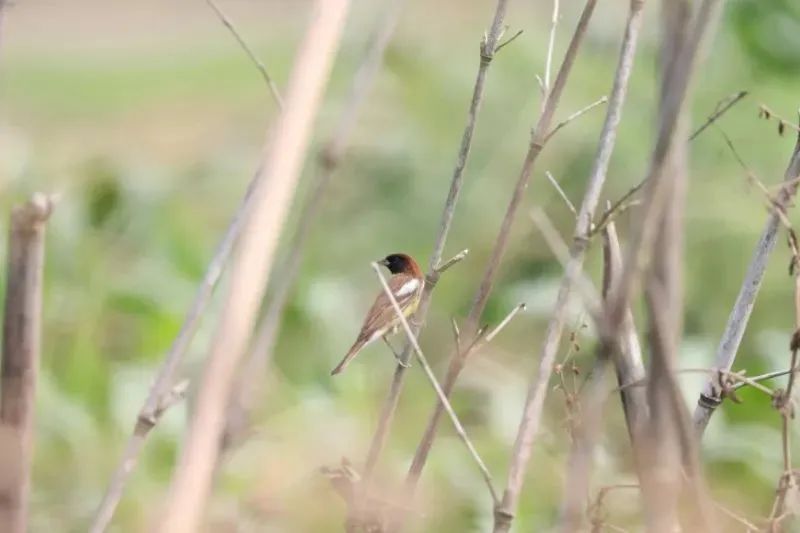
top-left (156, 2), bottom-right (350, 530)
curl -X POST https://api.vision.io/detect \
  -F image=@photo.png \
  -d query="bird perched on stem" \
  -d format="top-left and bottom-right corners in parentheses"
top-left (330, 253), bottom-right (424, 376)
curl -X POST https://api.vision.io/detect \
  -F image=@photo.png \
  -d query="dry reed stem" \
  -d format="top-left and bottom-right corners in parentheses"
top-left (406, 1), bottom-right (600, 516)
top-left (693, 124), bottom-right (800, 435)
top-left (157, 2), bottom-right (350, 530)
top-left (222, 0), bottom-right (404, 454)
top-left (492, 2), bottom-right (643, 529)
top-left (359, 0), bottom-right (512, 490)
top-left (0, 194), bottom-right (54, 533)
top-left (637, 1), bottom-right (694, 529)
top-left (90, 5), bottom-right (286, 529)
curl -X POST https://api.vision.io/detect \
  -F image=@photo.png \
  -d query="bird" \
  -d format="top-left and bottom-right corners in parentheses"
top-left (330, 253), bottom-right (424, 376)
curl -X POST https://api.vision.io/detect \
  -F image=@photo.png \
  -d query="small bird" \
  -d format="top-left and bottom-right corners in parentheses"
top-left (330, 253), bottom-right (424, 376)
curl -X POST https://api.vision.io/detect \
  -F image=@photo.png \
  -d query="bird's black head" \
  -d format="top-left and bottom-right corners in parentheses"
top-left (379, 253), bottom-right (420, 276)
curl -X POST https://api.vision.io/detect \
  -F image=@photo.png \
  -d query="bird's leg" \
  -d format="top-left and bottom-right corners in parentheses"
top-left (382, 336), bottom-right (410, 368)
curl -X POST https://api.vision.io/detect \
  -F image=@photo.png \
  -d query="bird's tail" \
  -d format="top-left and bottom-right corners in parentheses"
top-left (330, 337), bottom-right (369, 376)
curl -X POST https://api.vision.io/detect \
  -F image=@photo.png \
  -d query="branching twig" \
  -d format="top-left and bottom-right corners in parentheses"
top-left (406, 2), bottom-right (600, 515)
top-left (492, 3), bottom-right (642, 528)
top-left (0, 194), bottom-right (54, 533)
top-left (589, 90), bottom-right (748, 240)
top-left (156, 3), bottom-right (350, 531)
top-left (692, 118), bottom-right (800, 435)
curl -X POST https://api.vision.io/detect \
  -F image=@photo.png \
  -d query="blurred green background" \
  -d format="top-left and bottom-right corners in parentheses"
top-left (1, 0), bottom-right (799, 530)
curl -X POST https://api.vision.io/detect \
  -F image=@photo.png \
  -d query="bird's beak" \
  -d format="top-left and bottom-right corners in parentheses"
top-left (377, 258), bottom-right (389, 268)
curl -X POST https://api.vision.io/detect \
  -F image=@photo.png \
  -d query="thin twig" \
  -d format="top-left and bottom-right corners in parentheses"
top-left (495, 29), bottom-right (524, 53)
top-left (484, 303), bottom-right (526, 344)
top-left (546, 171), bottom-right (578, 219)
top-left (543, 96), bottom-right (608, 144)
top-left (370, 263), bottom-right (499, 505)
top-left (542, 0), bottom-right (560, 99)
top-left (689, 90), bottom-right (748, 140)
top-left (732, 368), bottom-right (798, 390)
top-left (715, 501), bottom-right (760, 532)
top-left (768, 234), bottom-right (800, 526)
top-left (434, 249), bottom-right (470, 275)
top-left (202, 0), bottom-right (283, 108)
top-left (716, 125), bottom-right (795, 230)
top-left (458, 303), bottom-right (527, 362)
top-left (617, 367), bottom-right (777, 398)
top-left (493, 3), bottom-right (643, 529)
top-left (221, 0), bottom-right (405, 455)
top-left (407, 2), bottom-right (600, 515)
top-left (589, 90), bottom-right (750, 240)
top-left (360, 0), bottom-right (512, 498)
top-left (157, 3), bottom-right (350, 531)
top-left (0, 194), bottom-right (54, 533)
top-left (759, 104), bottom-right (800, 136)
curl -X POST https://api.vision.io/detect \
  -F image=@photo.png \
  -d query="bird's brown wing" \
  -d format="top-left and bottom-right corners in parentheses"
top-left (356, 274), bottom-right (420, 342)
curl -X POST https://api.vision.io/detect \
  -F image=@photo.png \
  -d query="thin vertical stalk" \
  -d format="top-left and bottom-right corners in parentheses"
top-left (157, 2), bottom-right (350, 530)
